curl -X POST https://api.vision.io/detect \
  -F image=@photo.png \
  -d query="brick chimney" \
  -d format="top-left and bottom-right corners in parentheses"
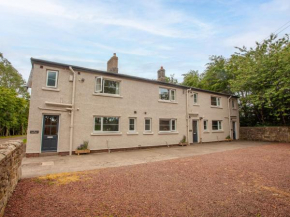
top-left (107, 53), bottom-right (118, 73)
top-left (157, 66), bottom-right (166, 82)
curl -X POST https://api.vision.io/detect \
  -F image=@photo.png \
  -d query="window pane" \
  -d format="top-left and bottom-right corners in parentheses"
top-left (212, 121), bottom-right (218, 130)
top-left (145, 119), bottom-right (151, 131)
top-left (171, 120), bottom-right (176, 131)
top-left (232, 100), bottom-right (235, 108)
top-left (94, 118), bottom-right (101, 131)
top-left (44, 126), bottom-right (51, 135)
top-left (211, 97), bottom-right (217, 106)
top-left (102, 117), bottom-right (119, 132)
top-left (47, 71), bottom-right (57, 87)
top-left (103, 124), bottom-right (119, 131)
top-left (170, 90), bottom-right (175, 101)
top-left (103, 117), bottom-right (119, 125)
top-left (129, 118), bottom-right (135, 131)
top-left (103, 80), bottom-right (119, 94)
top-left (50, 126), bottom-right (57, 135)
top-left (204, 121), bottom-right (207, 130)
top-left (217, 98), bottom-right (220, 106)
top-left (95, 77), bottom-right (102, 92)
top-left (159, 119), bottom-right (170, 131)
top-left (194, 94), bottom-right (198, 103)
top-left (159, 88), bottom-right (169, 100)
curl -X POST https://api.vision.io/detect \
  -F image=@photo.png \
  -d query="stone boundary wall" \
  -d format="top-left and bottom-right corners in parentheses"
top-left (0, 140), bottom-right (24, 217)
top-left (240, 127), bottom-right (290, 142)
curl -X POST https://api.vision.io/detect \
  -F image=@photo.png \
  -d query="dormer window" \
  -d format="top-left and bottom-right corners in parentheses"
top-left (95, 77), bottom-right (120, 95)
top-left (159, 87), bottom-right (176, 101)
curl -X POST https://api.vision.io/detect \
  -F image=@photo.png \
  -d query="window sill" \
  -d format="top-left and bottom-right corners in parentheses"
top-left (143, 132), bottom-right (154, 135)
top-left (158, 131), bottom-right (179, 135)
top-left (212, 130), bottom-right (224, 133)
top-left (127, 132), bottom-right (139, 135)
top-left (93, 93), bottom-right (123, 98)
top-left (211, 106), bottom-right (223, 109)
top-left (158, 100), bottom-right (178, 104)
top-left (42, 87), bottom-right (60, 92)
top-left (91, 132), bottom-right (122, 136)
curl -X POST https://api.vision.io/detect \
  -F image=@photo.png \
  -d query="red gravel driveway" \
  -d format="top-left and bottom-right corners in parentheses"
top-left (5, 143), bottom-right (290, 217)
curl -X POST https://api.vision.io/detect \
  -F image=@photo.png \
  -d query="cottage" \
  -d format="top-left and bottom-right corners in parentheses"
top-left (26, 54), bottom-right (239, 157)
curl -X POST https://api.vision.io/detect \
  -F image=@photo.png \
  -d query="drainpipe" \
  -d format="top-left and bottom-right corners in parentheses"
top-left (228, 96), bottom-right (232, 139)
top-left (186, 89), bottom-right (191, 144)
top-left (69, 66), bottom-right (77, 155)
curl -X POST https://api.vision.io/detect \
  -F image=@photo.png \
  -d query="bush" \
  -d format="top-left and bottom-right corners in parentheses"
top-left (77, 141), bottom-right (89, 150)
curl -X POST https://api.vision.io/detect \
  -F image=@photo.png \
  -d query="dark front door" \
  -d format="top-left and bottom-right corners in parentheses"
top-left (192, 120), bottom-right (198, 143)
top-left (42, 115), bottom-right (59, 152)
top-left (232, 121), bottom-right (236, 140)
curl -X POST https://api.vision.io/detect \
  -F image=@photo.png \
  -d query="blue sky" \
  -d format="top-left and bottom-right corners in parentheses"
top-left (0, 0), bottom-right (289, 82)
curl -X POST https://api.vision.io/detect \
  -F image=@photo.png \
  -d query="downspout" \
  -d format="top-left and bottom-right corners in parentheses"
top-left (228, 96), bottom-right (232, 139)
top-left (186, 89), bottom-right (190, 144)
top-left (69, 66), bottom-right (77, 155)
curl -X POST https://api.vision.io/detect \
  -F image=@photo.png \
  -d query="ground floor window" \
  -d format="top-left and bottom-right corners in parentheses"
top-left (212, 120), bottom-right (222, 131)
top-left (94, 117), bottom-right (119, 132)
top-left (144, 118), bottom-right (152, 131)
top-left (159, 119), bottom-right (176, 132)
top-left (129, 118), bottom-right (136, 132)
top-left (203, 120), bottom-right (208, 131)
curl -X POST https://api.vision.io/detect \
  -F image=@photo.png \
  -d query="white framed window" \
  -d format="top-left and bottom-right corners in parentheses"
top-left (94, 117), bottom-right (119, 132)
top-left (95, 77), bottom-right (120, 95)
top-left (203, 120), bottom-right (208, 131)
top-left (212, 120), bottom-right (222, 131)
top-left (129, 118), bottom-right (136, 132)
top-left (211, 96), bottom-right (221, 107)
top-left (159, 119), bottom-right (177, 132)
top-left (159, 87), bottom-right (176, 101)
top-left (144, 118), bottom-right (152, 132)
top-left (193, 93), bottom-right (198, 104)
top-left (232, 99), bottom-right (235, 108)
top-left (46, 70), bottom-right (58, 88)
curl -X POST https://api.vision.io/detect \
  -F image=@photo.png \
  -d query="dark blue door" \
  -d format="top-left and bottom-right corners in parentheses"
top-left (192, 121), bottom-right (198, 143)
top-left (42, 115), bottom-right (59, 152)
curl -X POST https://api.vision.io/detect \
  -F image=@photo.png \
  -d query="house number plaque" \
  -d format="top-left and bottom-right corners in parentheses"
top-left (30, 130), bottom-right (39, 134)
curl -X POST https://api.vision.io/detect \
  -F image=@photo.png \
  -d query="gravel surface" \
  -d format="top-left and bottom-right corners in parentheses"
top-left (5, 143), bottom-right (290, 217)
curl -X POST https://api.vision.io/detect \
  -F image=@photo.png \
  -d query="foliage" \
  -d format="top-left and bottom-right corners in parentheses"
top-left (0, 53), bottom-right (29, 136)
top-left (165, 74), bottom-right (178, 84)
top-left (77, 141), bottom-right (89, 150)
top-left (182, 34), bottom-right (290, 126)
top-left (226, 135), bottom-right (230, 139)
top-left (180, 135), bottom-right (186, 143)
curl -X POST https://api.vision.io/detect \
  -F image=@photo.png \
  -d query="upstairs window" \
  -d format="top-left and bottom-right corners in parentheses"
top-left (211, 96), bottom-right (221, 107)
top-left (46, 71), bottom-right (58, 88)
top-left (232, 99), bottom-right (236, 108)
top-left (159, 119), bottom-right (176, 132)
top-left (159, 88), bottom-right (176, 101)
top-left (95, 77), bottom-right (120, 95)
top-left (212, 120), bottom-right (222, 131)
top-left (94, 117), bottom-right (119, 132)
top-left (193, 93), bottom-right (198, 104)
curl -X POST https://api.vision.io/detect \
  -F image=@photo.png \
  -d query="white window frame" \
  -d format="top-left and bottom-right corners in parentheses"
top-left (212, 120), bottom-right (222, 131)
top-left (95, 76), bottom-right (120, 95)
top-left (144, 118), bottom-right (152, 132)
top-left (203, 120), bottom-right (208, 131)
top-left (46, 70), bottom-right (58, 88)
top-left (159, 87), bottom-right (176, 102)
top-left (159, 118), bottom-right (177, 132)
top-left (129, 118), bottom-right (136, 132)
top-left (232, 99), bottom-right (236, 109)
top-left (211, 96), bottom-right (221, 107)
top-left (94, 116), bottom-right (120, 133)
top-left (193, 93), bottom-right (198, 104)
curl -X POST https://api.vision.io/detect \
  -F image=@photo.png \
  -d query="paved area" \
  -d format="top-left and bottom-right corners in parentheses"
top-left (0, 135), bottom-right (26, 143)
top-left (6, 143), bottom-right (290, 217)
top-left (22, 140), bottom-right (270, 178)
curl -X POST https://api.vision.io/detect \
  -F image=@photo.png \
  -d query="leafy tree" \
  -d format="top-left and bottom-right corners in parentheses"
top-left (181, 70), bottom-right (202, 88)
top-left (165, 74), bottom-right (178, 84)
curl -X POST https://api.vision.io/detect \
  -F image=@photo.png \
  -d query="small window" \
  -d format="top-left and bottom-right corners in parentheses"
top-left (129, 118), bottom-right (136, 132)
top-left (159, 119), bottom-right (177, 132)
top-left (232, 99), bottom-right (235, 108)
top-left (203, 120), bottom-right (208, 131)
top-left (145, 118), bottom-right (152, 131)
top-left (211, 96), bottom-right (221, 107)
top-left (193, 93), bottom-right (198, 104)
top-left (212, 120), bottom-right (222, 131)
top-left (46, 71), bottom-right (58, 88)
top-left (94, 117), bottom-right (119, 132)
top-left (95, 77), bottom-right (120, 95)
top-left (159, 87), bottom-right (176, 101)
